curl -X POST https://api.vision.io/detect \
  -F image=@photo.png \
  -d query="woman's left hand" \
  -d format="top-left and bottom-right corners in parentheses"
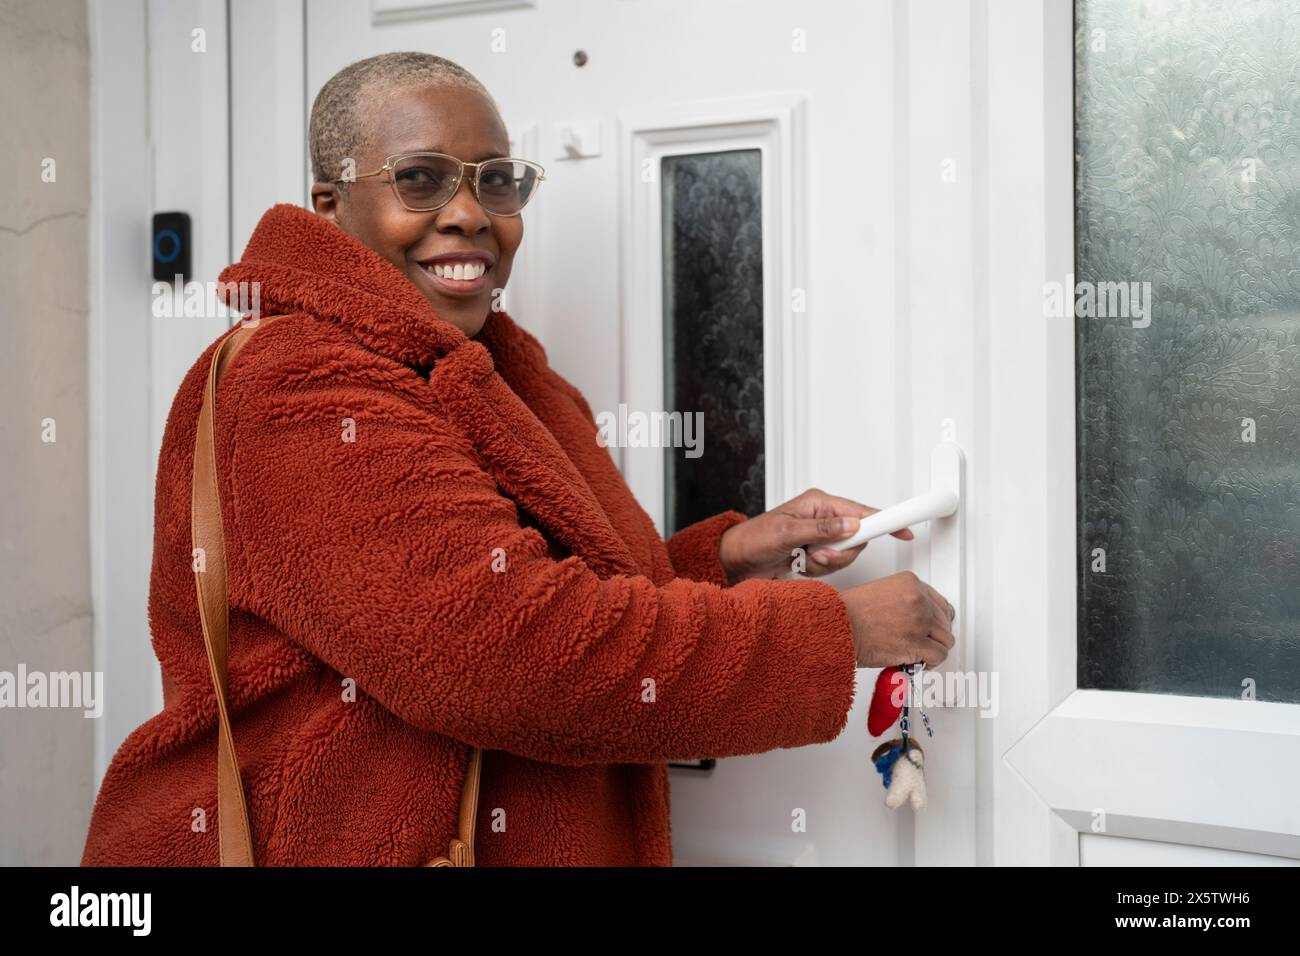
top-left (717, 488), bottom-right (913, 585)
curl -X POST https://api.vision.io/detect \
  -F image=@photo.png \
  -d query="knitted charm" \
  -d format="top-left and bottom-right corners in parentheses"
top-left (871, 738), bottom-right (927, 810)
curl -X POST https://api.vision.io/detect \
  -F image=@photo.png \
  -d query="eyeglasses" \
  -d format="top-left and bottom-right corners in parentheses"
top-left (337, 151), bottom-right (546, 216)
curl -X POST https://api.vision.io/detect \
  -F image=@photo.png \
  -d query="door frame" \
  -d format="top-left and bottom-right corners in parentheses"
top-left (89, 0), bottom-right (154, 786)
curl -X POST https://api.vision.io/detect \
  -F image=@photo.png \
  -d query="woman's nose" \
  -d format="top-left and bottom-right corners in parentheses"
top-left (436, 175), bottom-right (492, 231)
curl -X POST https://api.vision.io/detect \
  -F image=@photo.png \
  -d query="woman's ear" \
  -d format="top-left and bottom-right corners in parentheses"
top-left (310, 182), bottom-right (342, 222)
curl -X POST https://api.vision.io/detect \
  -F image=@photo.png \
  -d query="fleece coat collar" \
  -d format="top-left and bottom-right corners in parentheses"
top-left (218, 203), bottom-right (642, 580)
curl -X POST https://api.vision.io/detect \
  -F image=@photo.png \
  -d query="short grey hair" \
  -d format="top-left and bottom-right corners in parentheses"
top-left (309, 51), bottom-right (504, 183)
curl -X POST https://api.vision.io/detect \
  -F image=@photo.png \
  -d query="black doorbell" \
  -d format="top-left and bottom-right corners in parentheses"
top-left (152, 211), bottom-right (191, 282)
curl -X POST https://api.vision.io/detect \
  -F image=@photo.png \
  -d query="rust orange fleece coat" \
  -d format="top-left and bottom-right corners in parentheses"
top-left (80, 202), bottom-right (858, 867)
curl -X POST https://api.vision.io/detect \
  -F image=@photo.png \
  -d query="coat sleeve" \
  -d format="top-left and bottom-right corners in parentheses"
top-left (664, 511), bottom-right (751, 587)
top-left (225, 361), bottom-right (858, 767)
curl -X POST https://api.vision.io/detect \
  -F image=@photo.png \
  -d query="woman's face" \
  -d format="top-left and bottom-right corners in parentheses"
top-left (311, 83), bottom-right (521, 339)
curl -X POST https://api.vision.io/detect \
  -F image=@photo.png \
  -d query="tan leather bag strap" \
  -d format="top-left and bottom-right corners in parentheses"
top-left (192, 315), bottom-right (482, 867)
top-left (424, 746), bottom-right (483, 866)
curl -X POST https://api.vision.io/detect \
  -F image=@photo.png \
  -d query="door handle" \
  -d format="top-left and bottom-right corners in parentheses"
top-left (824, 441), bottom-right (963, 545)
top-left (822, 441), bottom-right (965, 629)
top-left (823, 488), bottom-right (959, 551)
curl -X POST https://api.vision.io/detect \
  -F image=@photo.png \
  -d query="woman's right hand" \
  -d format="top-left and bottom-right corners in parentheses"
top-left (840, 571), bottom-right (955, 668)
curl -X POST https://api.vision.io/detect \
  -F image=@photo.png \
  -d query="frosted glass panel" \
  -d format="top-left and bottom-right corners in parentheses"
top-left (1076, 0), bottom-right (1300, 701)
top-left (660, 149), bottom-right (765, 536)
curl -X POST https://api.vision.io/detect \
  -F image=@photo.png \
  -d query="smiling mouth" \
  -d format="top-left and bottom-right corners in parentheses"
top-left (417, 257), bottom-right (493, 296)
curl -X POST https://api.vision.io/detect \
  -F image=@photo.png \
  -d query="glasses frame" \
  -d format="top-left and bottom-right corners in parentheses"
top-left (337, 151), bottom-right (547, 217)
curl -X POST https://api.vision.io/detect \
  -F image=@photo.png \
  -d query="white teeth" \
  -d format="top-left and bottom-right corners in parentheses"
top-left (430, 261), bottom-right (486, 280)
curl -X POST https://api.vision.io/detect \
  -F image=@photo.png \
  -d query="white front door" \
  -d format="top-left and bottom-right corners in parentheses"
top-left (228, 0), bottom-right (1300, 866)
top-left (233, 0), bottom-right (913, 867)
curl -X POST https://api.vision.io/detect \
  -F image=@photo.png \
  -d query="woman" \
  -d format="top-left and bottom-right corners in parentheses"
top-left (81, 52), bottom-right (954, 866)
